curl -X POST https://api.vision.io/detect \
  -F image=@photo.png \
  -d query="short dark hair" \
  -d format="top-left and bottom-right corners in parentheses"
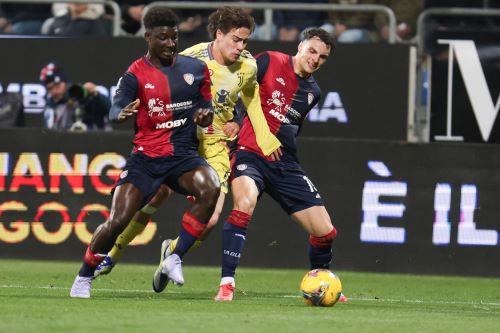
top-left (207, 7), bottom-right (255, 39)
top-left (143, 6), bottom-right (179, 30)
top-left (302, 28), bottom-right (335, 50)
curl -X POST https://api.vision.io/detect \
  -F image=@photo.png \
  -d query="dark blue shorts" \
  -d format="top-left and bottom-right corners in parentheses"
top-left (231, 150), bottom-right (324, 214)
top-left (115, 152), bottom-right (210, 206)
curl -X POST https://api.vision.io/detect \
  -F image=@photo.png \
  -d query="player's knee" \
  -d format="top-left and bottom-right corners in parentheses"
top-left (309, 227), bottom-right (337, 248)
top-left (233, 196), bottom-right (256, 215)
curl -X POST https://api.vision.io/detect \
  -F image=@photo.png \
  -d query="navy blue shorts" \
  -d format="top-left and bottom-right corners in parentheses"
top-left (231, 150), bottom-right (324, 214)
top-left (115, 152), bottom-right (210, 206)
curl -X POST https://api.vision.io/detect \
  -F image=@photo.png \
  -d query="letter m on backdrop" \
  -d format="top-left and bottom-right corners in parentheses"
top-left (439, 39), bottom-right (500, 141)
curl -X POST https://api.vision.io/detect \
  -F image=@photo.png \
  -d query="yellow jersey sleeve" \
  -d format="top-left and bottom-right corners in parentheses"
top-left (240, 61), bottom-right (282, 156)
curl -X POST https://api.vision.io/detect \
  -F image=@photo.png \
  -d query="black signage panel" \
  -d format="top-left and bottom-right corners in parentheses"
top-left (430, 30), bottom-right (500, 143)
top-left (1, 129), bottom-right (500, 277)
top-left (0, 38), bottom-right (410, 140)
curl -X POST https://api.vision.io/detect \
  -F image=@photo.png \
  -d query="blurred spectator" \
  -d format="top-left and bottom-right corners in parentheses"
top-left (240, 0), bottom-right (278, 40)
top-left (0, 3), bottom-right (52, 35)
top-left (424, 0), bottom-right (490, 28)
top-left (0, 92), bottom-right (24, 128)
top-left (118, 0), bottom-right (152, 35)
top-left (376, 0), bottom-right (424, 42)
top-left (422, 0), bottom-right (500, 52)
top-left (39, 63), bottom-right (111, 131)
top-left (42, 3), bottom-right (109, 37)
top-left (328, 0), bottom-right (382, 43)
top-left (118, 0), bottom-right (210, 37)
top-left (274, 0), bottom-right (331, 41)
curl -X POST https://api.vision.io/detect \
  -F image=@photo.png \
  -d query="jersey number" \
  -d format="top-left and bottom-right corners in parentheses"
top-left (303, 176), bottom-right (318, 193)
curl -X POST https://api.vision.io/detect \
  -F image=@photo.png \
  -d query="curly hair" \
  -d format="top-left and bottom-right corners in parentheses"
top-left (143, 6), bottom-right (179, 30)
top-left (207, 7), bottom-right (255, 39)
top-left (302, 28), bottom-right (335, 51)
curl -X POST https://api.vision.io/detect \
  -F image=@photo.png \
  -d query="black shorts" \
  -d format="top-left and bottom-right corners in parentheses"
top-left (231, 150), bottom-right (324, 214)
top-left (115, 152), bottom-right (210, 206)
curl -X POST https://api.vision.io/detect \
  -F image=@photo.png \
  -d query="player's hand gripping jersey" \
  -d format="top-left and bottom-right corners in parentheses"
top-left (237, 51), bottom-right (322, 163)
top-left (111, 55), bottom-right (212, 157)
top-left (181, 43), bottom-right (280, 156)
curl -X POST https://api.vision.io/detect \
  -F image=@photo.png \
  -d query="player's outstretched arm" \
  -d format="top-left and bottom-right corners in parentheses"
top-left (110, 99), bottom-right (139, 123)
top-left (241, 81), bottom-right (282, 157)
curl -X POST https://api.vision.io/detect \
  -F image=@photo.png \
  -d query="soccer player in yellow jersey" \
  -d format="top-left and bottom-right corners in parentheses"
top-left (94, 7), bottom-right (283, 291)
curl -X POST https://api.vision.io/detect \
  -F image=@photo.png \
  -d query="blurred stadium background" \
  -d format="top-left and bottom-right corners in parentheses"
top-left (1, 1), bottom-right (500, 332)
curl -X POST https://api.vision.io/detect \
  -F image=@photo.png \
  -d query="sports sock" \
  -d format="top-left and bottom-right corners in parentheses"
top-left (169, 237), bottom-right (201, 254)
top-left (221, 210), bottom-right (251, 278)
top-left (108, 220), bottom-right (146, 261)
top-left (78, 245), bottom-right (106, 277)
top-left (172, 211), bottom-right (207, 258)
top-left (169, 237), bottom-right (179, 253)
top-left (308, 228), bottom-right (337, 269)
top-left (308, 244), bottom-right (332, 269)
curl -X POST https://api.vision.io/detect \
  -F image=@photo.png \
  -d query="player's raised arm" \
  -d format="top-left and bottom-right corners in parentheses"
top-left (240, 65), bottom-right (282, 157)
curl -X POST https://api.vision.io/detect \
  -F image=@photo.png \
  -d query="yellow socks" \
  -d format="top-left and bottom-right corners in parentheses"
top-left (108, 220), bottom-right (147, 261)
top-left (168, 237), bottom-right (202, 253)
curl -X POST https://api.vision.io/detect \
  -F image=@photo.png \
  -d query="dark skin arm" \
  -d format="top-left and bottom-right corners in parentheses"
top-left (116, 99), bottom-right (139, 123)
top-left (193, 108), bottom-right (213, 127)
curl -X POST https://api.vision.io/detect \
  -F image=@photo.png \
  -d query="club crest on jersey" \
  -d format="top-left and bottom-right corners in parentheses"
top-left (276, 77), bottom-right (286, 86)
top-left (148, 98), bottom-right (166, 117)
top-left (237, 72), bottom-right (244, 87)
top-left (307, 93), bottom-right (314, 105)
top-left (183, 73), bottom-right (194, 85)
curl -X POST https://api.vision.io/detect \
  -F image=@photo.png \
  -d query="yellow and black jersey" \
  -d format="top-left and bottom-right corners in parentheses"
top-left (181, 42), bottom-right (280, 156)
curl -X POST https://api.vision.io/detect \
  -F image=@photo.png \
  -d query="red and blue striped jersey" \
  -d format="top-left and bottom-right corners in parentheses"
top-left (237, 51), bottom-right (321, 162)
top-left (111, 55), bottom-right (212, 157)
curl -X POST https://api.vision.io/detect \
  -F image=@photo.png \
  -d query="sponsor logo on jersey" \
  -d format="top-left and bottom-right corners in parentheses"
top-left (216, 89), bottom-right (229, 103)
top-left (276, 77), bottom-right (285, 86)
top-left (145, 83), bottom-right (155, 89)
top-left (155, 118), bottom-right (187, 129)
top-left (236, 164), bottom-right (247, 171)
top-left (183, 73), bottom-right (194, 85)
top-left (120, 170), bottom-right (128, 179)
top-left (148, 98), bottom-right (193, 116)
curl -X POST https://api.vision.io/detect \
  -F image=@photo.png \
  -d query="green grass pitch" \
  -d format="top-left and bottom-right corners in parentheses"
top-left (1, 259), bottom-right (499, 333)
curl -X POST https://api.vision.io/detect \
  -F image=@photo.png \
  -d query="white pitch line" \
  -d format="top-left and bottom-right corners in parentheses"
top-left (1, 285), bottom-right (500, 307)
top-left (282, 295), bottom-right (500, 307)
top-left (0, 284), bottom-right (175, 294)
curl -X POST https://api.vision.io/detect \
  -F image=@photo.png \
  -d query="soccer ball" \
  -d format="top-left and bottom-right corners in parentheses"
top-left (300, 269), bottom-right (342, 307)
